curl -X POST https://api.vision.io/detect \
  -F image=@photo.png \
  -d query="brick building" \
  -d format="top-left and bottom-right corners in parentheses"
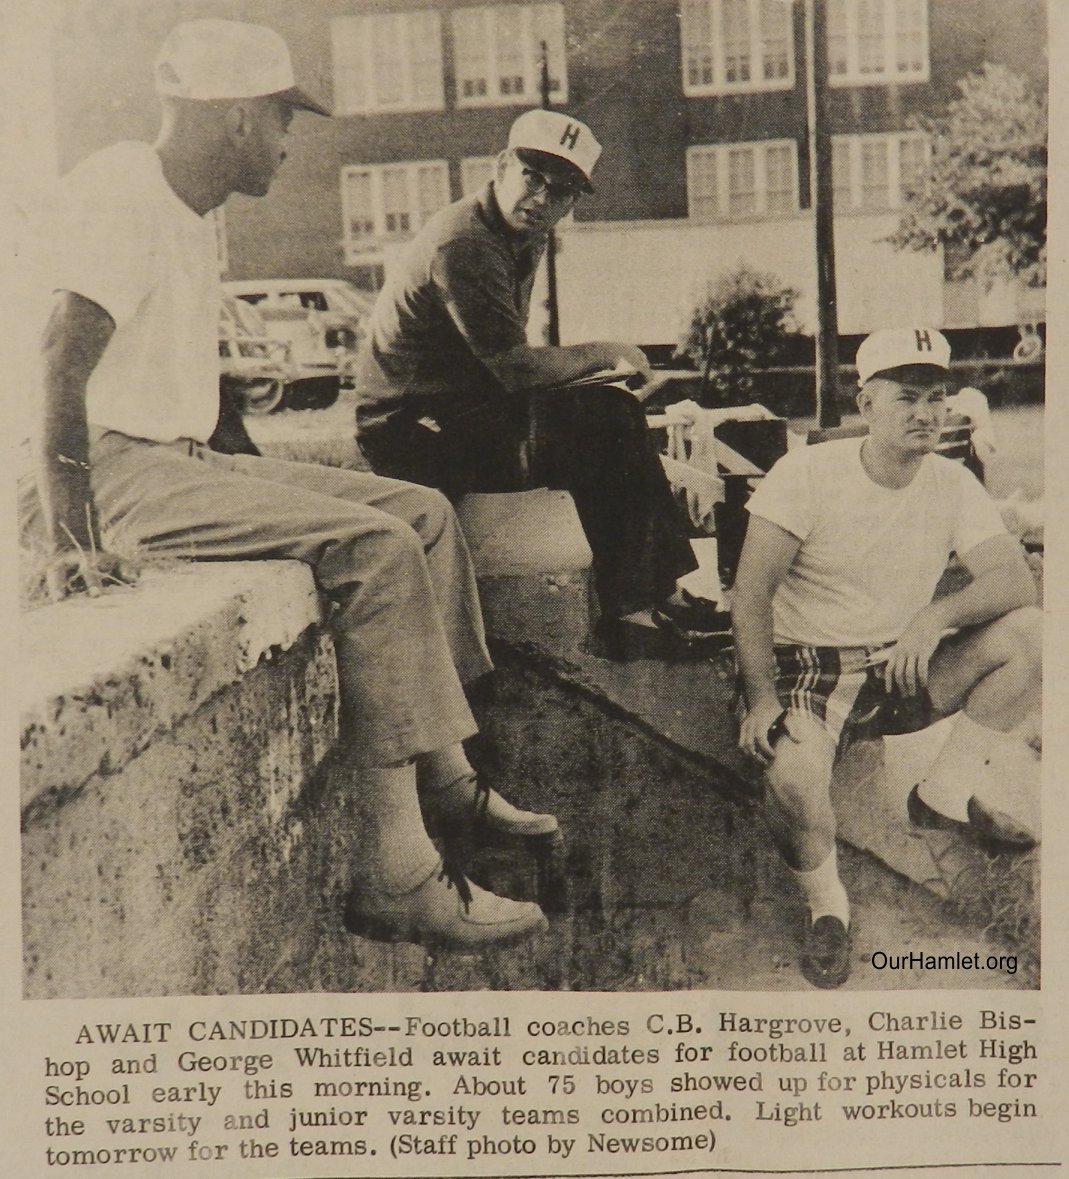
top-left (50, 0), bottom-right (1047, 349)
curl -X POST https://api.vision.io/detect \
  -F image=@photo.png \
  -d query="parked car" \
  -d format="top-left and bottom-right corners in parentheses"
top-left (224, 277), bottom-right (373, 344)
top-left (224, 279), bottom-right (373, 410)
top-left (218, 294), bottom-right (296, 415)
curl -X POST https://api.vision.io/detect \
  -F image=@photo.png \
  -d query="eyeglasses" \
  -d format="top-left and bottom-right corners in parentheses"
top-left (519, 166), bottom-right (582, 203)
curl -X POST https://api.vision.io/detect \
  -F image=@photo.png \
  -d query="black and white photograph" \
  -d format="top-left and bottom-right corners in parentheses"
top-left (4, 0), bottom-right (1062, 1173)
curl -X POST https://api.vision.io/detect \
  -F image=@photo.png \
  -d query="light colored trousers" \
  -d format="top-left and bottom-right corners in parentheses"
top-left (88, 430), bottom-right (492, 768)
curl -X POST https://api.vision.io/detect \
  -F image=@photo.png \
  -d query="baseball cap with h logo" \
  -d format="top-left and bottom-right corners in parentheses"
top-left (856, 327), bottom-right (952, 386)
top-left (507, 109), bottom-right (602, 193)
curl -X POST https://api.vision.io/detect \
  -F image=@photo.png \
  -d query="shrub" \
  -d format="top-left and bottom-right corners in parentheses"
top-left (676, 264), bottom-right (802, 403)
top-left (890, 64), bottom-right (1047, 290)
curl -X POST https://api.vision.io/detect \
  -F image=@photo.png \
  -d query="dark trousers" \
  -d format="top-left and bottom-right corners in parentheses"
top-left (358, 386), bottom-right (697, 618)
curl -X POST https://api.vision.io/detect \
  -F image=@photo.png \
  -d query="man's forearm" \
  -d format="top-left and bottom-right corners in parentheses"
top-left (925, 559), bottom-right (1037, 632)
top-left (485, 341), bottom-right (638, 394)
top-left (732, 592), bottom-right (781, 709)
top-left (37, 398), bottom-right (97, 551)
top-left (38, 293), bottom-right (114, 554)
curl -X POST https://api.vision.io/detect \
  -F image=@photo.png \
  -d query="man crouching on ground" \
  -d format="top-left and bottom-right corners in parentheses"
top-left (731, 327), bottom-right (1040, 989)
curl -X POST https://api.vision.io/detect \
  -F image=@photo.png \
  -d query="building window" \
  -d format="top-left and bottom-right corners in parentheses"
top-left (860, 137), bottom-right (889, 208)
top-left (764, 142), bottom-right (796, 214)
top-left (688, 149), bottom-right (719, 219)
top-left (453, 4), bottom-right (567, 107)
top-left (687, 140), bottom-right (798, 220)
top-left (826, 0), bottom-right (928, 85)
top-left (681, 0), bottom-right (795, 96)
top-left (461, 156), bottom-right (498, 195)
top-left (831, 132), bottom-right (929, 211)
top-left (727, 146), bottom-right (757, 216)
top-left (341, 161), bottom-right (450, 262)
top-left (331, 11), bottom-right (444, 114)
top-left (350, 265), bottom-right (386, 294)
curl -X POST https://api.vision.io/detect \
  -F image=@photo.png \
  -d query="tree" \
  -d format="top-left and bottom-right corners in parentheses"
top-left (676, 264), bottom-right (801, 403)
top-left (891, 64), bottom-right (1047, 289)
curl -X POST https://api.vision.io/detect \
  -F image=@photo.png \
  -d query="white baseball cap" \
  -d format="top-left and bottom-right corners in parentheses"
top-left (856, 327), bottom-right (951, 386)
top-left (508, 109), bottom-right (602, 192)
top-left (154, 20), bottom-right (330, 116)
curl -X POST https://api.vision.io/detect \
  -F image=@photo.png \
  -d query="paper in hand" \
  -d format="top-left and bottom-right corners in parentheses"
top-left (542, 361), bottom-right (644, 392)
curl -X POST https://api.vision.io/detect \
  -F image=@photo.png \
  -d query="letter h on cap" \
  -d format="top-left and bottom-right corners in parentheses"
top-left (914, 329), bottom-right (933, 352)
top-left (559, 123), bottom-right (581, 151)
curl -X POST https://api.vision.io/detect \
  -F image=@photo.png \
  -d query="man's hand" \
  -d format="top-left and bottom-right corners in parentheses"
top-left (45, 549), bottom-right (140, 603)
top-left (882, 609), bottom-right (945, 697)
top-left (610, 343), bottom-right (652, 385)
top-left (739, 697), bottom-right (796, 767)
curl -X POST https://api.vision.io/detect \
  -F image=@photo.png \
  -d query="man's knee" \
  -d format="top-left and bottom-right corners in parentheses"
top-left (974, 606), bottom-right (1043, 678)
top-left (327, 513), bottom-right (429, 591)
top-left (400, 483), bottom-right (456, 545)
top-left (1005, 606), bottom-right (1043, 673)
top-left (570, 386), bottom-right (647, 441)
top-left (764, 714), bottom-right (838, 837)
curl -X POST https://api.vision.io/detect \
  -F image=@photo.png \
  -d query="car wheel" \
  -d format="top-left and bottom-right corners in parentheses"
top-left (283, 375), bottom-right (341, 411)
top-left (239, 378), bottom-right (286, 415)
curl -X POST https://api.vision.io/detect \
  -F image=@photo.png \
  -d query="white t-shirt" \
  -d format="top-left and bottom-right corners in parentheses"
top-left (745, 437), bottom-right (1006, 647)
top-left (51, 141), bottom-right (221, 443)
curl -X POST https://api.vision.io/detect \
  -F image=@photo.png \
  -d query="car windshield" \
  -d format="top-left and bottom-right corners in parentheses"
top-left (221, 296), bottom-right (268, 336)
top-left (228, 283), bottom-right (373, 317)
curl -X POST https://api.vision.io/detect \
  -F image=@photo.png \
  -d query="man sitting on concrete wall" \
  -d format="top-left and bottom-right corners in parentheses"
top-left (731, 328), bottom-right (1041, 989)
top-left (34, 19), bottom-right (554, 951)
top-left (355, 108), bottom-right (721, 652)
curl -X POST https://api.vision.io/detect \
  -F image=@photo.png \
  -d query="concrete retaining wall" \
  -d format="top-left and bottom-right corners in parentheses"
top-left (21, 562), bottom-right (339, 998)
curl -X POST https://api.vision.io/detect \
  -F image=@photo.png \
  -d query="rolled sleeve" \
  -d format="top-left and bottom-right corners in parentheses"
top-left (745, 448), bottom-right (815, 543)
top-left (52, 175), bottom-right (153, 330)
top-left (951, 465), bottom-right (1008, 557)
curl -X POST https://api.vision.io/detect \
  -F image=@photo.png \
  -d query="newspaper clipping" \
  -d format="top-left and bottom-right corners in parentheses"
top-left (4, 0), bottom-right (1066, 1176)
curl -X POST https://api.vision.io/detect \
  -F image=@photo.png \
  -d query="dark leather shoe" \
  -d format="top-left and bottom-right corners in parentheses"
top-left (652, 589), bottom-right (733, 640)
top-left (801, 916), bottom-right (851, 989)
top-left (908, 785), bottom-right (1036, 854)
top-left (966, 796), bottom-right (1037, 854)
top-left (907, 784), bottom-right (968, 832)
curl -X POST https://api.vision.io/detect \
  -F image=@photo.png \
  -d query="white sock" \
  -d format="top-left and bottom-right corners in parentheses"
top-left (360, 764), bottom-right (439, 893)
top-left (918, 712), bottom-right (1024, 822)
top-left (417, 743), bottom-right (475, 793)
top-left (790, 847), bottom-right (850, 927)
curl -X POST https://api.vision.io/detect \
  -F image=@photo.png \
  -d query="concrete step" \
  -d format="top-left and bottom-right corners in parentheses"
top-left (456, 489), bottom-right (593, 655)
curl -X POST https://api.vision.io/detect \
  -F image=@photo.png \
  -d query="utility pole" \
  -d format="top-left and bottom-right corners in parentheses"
top-left (808, 0), bottom-right (841, 426)
top-left (541, 41), bottom-right (561, 346)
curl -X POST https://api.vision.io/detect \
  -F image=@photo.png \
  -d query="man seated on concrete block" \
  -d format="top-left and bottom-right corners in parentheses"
top-left (34, 19), bottom-right (556, 951)
top-left (355, 108), bottom-right (722, 652)
top-left (731, 327), bottom-right (1041, 989)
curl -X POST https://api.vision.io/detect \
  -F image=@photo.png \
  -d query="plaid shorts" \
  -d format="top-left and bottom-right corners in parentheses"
top-left (755, 643), bottom-right (938, 744)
